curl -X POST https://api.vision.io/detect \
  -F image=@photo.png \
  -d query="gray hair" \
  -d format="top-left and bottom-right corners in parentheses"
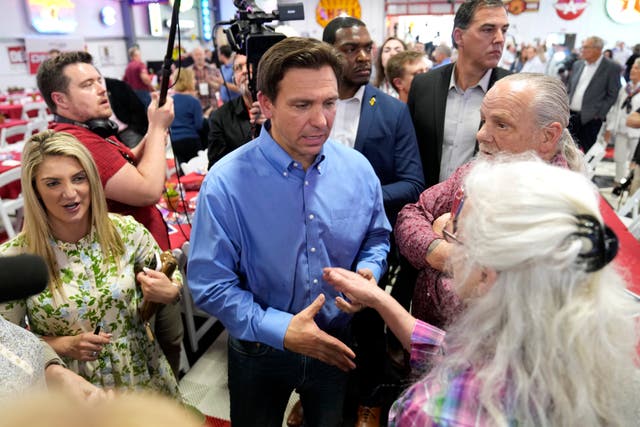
top-left (435, 44), bottom-right (452, 57)
top-left (499, 73), bottom-right (584, 173)
top-left (423, 157), bottom-right (639, 426)
top-left (587, 36), bottom-right (604, 50)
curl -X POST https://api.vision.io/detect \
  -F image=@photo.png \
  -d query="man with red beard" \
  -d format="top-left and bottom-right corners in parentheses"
top-left (408, 0), bottom-right (511, 189)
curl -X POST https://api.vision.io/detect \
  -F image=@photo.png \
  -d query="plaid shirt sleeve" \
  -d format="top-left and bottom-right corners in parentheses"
top-left (388, 321), bottom-right (488, 427)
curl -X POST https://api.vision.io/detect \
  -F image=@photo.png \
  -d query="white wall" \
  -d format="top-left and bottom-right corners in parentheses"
top-left (507, 2), bottom-right (639, 48)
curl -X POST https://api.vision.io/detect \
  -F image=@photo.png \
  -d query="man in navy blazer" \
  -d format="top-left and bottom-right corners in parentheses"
top-left (319, 16), bottom-right (423, 426)
top-left (567, 36), bottom-right (621, 152)
top-left (322, 18), bottom-right (423, 226)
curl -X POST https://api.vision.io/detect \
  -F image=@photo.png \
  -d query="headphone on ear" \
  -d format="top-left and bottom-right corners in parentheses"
top-left (54, 115), bottom-right (119, 139)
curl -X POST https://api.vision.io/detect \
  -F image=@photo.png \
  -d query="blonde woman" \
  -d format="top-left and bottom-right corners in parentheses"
top-left (0, 131), bottom-right (181, 396)
top-left (170, 67), bottom-right (204, 168)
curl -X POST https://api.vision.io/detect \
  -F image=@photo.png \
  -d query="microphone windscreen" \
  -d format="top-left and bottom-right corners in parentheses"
top-left (0, 254), bottom-right (49, 303)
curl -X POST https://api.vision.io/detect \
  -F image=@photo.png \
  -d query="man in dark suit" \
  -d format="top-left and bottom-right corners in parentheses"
top-left (567, 36), bottom-right (621, 152)
top-left (319, 16), bottom-right (423, 427)
top-left (407, 0), bottom-right (510, 188)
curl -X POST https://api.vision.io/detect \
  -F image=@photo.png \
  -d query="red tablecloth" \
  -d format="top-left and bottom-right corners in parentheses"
top-left (0, 119), bottom-right (29, 144)
top-left (0, 104), bottom-right (23, 120)
top-left (599, 196), bottom-right (640, 293)
top-left (0, 151), bottom-right (22, 199)
top-left (159, 180), bottom-right (201, 249)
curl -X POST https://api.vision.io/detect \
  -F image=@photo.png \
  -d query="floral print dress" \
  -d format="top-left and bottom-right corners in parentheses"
top-left (0, 214), bottom-right (180, 397)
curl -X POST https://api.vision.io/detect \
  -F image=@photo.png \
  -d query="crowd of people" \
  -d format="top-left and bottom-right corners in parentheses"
top-left (2, 0), bottom-right (640, 426)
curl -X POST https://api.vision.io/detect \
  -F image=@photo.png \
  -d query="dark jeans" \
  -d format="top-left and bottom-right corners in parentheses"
top-left (569, 111), bottom-right (603, 152)
top-left (228, 335), bottom-right (349, 427)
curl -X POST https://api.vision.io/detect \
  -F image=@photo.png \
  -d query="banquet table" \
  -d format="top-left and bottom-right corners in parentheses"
top-left (0, 151), bottom-right (22, 200)
top-left (0, 104), bottom-right (22, 120)
top-left (0, 119), bottom-right (29, 144)
top-left (600, 197), bottom-right (640, 294)
top-left (160, 171), bottom-right (205, 250)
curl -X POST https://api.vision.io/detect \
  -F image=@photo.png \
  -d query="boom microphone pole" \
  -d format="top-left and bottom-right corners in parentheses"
top-left (158, 0), bottom-right (181, 107)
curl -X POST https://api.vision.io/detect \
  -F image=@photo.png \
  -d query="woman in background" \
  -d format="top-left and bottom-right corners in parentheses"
top-left (373, 37), bottom-right (406, 98)
top-left (170, 67), bottom-right (204, 170)
top-left (0, 131), bottom-right (181, 396)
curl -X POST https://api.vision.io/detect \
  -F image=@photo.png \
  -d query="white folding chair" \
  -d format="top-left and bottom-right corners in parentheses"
top-left (0, 124), bottom-right (29, 151)
top-left (180, 150), bottom-right (208, 175)
top-left (617, 188), bottom-right (640, 238)
top-left (173, 241), bottom-right (218, 353)
top-left (28, 118), bottom-right (49, 135)
top-left (0, 166), bottom-right (24, 239)
top-left (583, 142), bottom-right (606, 180)
top-left (21, 102), bottom-right (48, 122)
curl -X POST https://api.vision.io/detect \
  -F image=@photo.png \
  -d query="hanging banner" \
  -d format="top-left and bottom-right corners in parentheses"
top-left (605, 0), bottom-right (640, 24)
top-left (316, 0), bottom-right (361, 28)
top-left (504, 0), bottom-right (539, 15)
top-left (554, 0), bottom-right (588, 20)
top-left (7, 46), bottom-right (26, 65)
top-left (24, 36), bottom-right (84, 75)
top-left (26, 0), bottom-right (78, 34)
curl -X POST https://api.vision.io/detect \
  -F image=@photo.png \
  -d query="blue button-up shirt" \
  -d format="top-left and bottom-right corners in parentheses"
top-left (187, 126), bottom-right (391, 350)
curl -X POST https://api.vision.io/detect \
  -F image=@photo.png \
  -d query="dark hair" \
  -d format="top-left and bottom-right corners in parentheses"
top-left (322, 16), bottom-right (366, 45)
top-left (374, 37), bottom-right (407, 87)
top-left (452, 0), bottom-right (506, 48)
top-left (257, 37), bottom-right (342, 102)
top-left (219, 45), bottom-right (233, 59)
top-left (386, 50), bottom-right (424, 92)
top-left (37, 51), bottom-right (94, 114)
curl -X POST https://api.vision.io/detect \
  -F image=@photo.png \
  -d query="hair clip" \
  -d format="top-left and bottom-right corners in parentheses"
top-left (572, 214), bottom-right (619, 273)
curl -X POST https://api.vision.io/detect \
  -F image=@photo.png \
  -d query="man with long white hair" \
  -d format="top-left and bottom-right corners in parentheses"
top-left (324, 157), bottom-right (638, 426)
top-left (395, 73), bottom-right (584, 330)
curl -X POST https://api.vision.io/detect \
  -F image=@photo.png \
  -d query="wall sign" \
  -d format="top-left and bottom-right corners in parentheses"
top-left (554, 0), bottom-right (588, 21)
top-left (7, 46), bottom-right (26, 65)
top-left (27, 0), bottom-right (78, 34)
top-left (316, 0), bottom-right (361, 28)
top-left (606, 0), bottom-right (640, 24)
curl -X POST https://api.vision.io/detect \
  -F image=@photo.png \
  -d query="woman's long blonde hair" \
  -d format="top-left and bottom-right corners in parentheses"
top-left (19, 131), bottom-right (124, 293)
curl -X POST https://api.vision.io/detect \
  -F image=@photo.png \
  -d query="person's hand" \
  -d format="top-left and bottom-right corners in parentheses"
top-left (62, 332), bottom-right (112, 361)
top-left (137, 268), bottom-right (180, 305)
top-left (604, 130), bottom-right (611, 144)
top-left (323, 267), bottom-right (383, 312)
top-left (432, 212), bottom-right (451, 237)
top-left (283, 294), bottom-right (356, 372)
top-left (249, 101), bottom-right (266, 126)
top-left (45, 364), bottom-right (115, 402)
top-left (147, 92), bottom-right (175, 130)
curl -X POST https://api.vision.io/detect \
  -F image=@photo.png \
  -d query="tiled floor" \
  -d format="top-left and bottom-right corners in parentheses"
top-left (178, 154), bottom-right (636, 425)
top-left (179, 329), bottom-right (300, 426)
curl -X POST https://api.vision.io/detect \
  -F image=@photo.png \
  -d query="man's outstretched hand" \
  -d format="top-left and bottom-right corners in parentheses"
top-left (283, 294), bottom-right (356, 372)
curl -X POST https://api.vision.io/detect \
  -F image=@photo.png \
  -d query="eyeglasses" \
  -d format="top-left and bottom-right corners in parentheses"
top-left (442, 188), bottom-right (465, 245)
top-left (580, 45), bottom-right (596, 50)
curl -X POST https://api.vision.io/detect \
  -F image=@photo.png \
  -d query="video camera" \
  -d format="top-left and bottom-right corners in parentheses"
top-left (218, 0), bottom-right (304, 100)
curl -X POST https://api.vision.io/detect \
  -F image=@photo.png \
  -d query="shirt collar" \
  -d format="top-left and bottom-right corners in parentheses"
top-left (258, 123), bottom-right (327, 175)
top-left (449, 65), bottom-right (493, 93)
top-left (586, 54), bottom-right (603, 68)
top-left (341, 84), bottom-right (366, 104)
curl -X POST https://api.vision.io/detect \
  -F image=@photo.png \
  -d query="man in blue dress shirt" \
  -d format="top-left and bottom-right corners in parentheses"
top-left (188, 37), bottom-right (391, 427)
